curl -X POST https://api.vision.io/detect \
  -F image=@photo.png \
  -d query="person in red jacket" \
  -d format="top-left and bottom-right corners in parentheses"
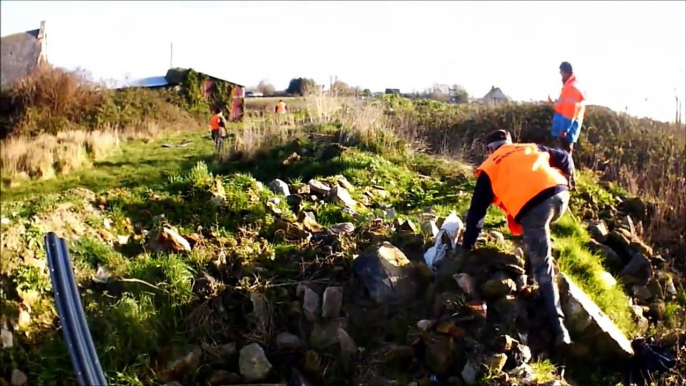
top-left (462, 130), bottom-right (575, 349)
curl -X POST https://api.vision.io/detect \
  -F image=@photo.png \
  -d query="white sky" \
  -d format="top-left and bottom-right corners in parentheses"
top-left (2, 1), bottom-right (685, 122)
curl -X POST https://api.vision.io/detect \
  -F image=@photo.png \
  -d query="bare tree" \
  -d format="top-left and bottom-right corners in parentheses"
top-left (257, 80), bottom-right (276, 96)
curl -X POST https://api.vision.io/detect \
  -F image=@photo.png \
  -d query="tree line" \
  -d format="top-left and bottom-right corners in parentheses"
top-left (247, 78), bottom-right (470, 103)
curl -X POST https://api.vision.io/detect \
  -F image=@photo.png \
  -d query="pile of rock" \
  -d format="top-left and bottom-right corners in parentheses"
top-left (587, 214), bottom-right (679, 329)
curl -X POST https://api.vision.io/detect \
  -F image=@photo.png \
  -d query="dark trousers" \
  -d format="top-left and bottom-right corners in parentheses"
top-left (519, 191), bottom-right (571, 338)
top-left (558, 137), bottom-right (574, 155)
top-left (211, 129), bottom-right (224, 152)
top-left (557, 137), bottom-right (576, 190)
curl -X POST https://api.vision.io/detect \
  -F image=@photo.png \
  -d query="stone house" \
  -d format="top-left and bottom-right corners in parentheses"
top-left (481, 86), bottom-right (511, 106)
top-left (1, 21), bottom-right (48, 90)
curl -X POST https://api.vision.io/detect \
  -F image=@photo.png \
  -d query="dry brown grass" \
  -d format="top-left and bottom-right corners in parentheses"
top-left (221, 91), bottom-right (425, 164)
top-left (0, 121), bottom-right (175, 185)
top-left (243, 96), bottom-right (308, 113)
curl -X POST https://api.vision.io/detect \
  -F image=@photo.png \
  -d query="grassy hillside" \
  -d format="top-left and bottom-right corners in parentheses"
top-left (1, 79), bottom-right (685, 385)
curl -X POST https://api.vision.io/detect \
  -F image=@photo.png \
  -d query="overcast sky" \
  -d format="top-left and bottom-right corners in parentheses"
top-left (2, 1), bottom-right (685, 122)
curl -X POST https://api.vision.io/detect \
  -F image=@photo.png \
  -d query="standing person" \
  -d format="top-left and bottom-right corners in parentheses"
top-left (551, 61), bottom-right (586, 155)
top-left (275, 99), bottom-right (288, 114)
top-left (461, 130), bottom-right (575, 348)
top-left (209, 107), bottom-right (226, 153)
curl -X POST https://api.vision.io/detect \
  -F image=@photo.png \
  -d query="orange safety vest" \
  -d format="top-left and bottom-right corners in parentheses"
top-left (276, 102), bottom-right (286, 113)
top-left (554, 74), bottom-right (585, 121)
top-left (476, 143), bottom-right (569, 236)
top-left (210, 114), bottom-right (221, 130)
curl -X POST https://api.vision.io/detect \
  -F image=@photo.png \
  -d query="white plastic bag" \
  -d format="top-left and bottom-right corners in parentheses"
top-left (423, 211), bottom-right (464, 269)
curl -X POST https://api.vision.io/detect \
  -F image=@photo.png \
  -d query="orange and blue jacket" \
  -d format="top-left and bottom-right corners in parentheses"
top-left (551, 74), bottom-right (586, 143)
top-left (462, 143), bottom-right (572, 249)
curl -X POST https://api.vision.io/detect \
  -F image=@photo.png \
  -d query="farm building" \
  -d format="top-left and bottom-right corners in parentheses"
top-left (1, 21), bottom-right (48, 90)
top-left (119, 68), bottom-right (246, 120)
top-left (481, 86), bottom-right (511, 106)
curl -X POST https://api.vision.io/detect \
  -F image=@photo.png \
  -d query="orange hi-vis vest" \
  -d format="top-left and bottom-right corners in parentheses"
top-left (476, 143), bottom-right (569, 236)
top-left (210, 114), bottom-right (221, 131)
top-left (554, 74), bottom-right (585, 121)
top-left (276, 102), bottom-right (286, 113)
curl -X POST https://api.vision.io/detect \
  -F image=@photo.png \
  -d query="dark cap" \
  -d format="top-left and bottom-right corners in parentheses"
top-left (484, 130), bottom-right (511, 145)
top-left (559, 61), bottom-right (573, 74)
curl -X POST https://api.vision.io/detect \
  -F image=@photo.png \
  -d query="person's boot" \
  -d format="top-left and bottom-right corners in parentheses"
top-left (539, 277), bottom-right (572, 348)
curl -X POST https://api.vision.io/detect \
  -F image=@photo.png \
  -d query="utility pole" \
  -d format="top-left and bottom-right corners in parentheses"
top-left (170, 42), bottom-right (173, 69)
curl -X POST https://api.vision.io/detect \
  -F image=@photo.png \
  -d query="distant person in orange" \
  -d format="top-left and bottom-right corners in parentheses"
top-left (209, 107), bottom-right (226, 152)
top-left (275, 99), bottom-right (288, 114)
top-left (462, 130), bottom-right (575, 350)
top-left (551, 61), bottom-right (586, 155)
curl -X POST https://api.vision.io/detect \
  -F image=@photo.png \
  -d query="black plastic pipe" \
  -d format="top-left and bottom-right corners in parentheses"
top-left (45, 232), bottom-right (107, 386)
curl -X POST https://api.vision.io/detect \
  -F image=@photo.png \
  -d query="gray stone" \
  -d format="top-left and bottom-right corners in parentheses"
top-left (330, 186), bottom-right (356, 208)
top-left (308, 179), bottom-right (331, 195)
top-left (586, 239), bottom-right (622, 270)
top-left (327, 222), bottom-right (355, 235)
top-left (309, 323), bottom-right (340, 350)
top-left (353, 242), bottom-right (418, 304)
top-left (302, 288), bottom-right (320, 322)
top-left (558, 273), bottom-right (634, 358)
top-left (275, 332), bottom-right (302, 350)
top-left (453, 273), bottom-right (478, 298)
top-left (268, 179), bottom-right (290, 196)
top-left (632, 285), bottom-right (653, 303)
top-left (421, 220), bottom-right (440, 238)
top-left (1, 318), bottom-right (13, 348)
top-left (490, 231), bottom-right (505, 244)
top-left (337, 328), bottom-right (358, 356)
top-left (484, 353), bottom-right (508, 373)
top-left (461, 359), bottom-right (480, 385)
top-left (11, 369), bottom-right (27, 386)
top-left (620, 215), bottom-right (636, 237)
top-left (588, 220), bottom-right (609, 243)
top-left (619, 252), bottom-right (654, 286)
top-left (481, 274), bottom-right (516, 300)
top-left (322, 286), bottom-right (343, 319)
top-left (239, 343), bottom-right (272, 382)
top-left (147, 226), bottom-right (192, 253)
top-left (336, 176), bottom-right (355, 192)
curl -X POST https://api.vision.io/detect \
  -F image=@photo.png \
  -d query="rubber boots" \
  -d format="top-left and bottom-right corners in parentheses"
top-left (539, 277), bottom-right (572, 347)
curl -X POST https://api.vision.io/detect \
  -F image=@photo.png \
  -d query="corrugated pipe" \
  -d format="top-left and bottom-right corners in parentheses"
top-left (45, 232), bottom-right (108, 386)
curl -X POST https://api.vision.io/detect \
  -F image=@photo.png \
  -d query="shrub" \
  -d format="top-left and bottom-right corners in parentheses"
top-left (0, 66), bottom-right (197, 139)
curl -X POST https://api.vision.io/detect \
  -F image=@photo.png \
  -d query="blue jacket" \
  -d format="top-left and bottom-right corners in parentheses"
top-left (551, 113), bottom-right (582, 143)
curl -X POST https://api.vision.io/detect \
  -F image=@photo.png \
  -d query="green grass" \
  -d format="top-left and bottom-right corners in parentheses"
top-left (1, 130), bottom-right (215, 200)
top-left (553, 215), bottom-right (636, 335)
top-left (0, 126), bottom-right (644, 385)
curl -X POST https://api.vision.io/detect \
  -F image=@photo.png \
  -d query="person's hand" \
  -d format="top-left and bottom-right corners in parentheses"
top-left (567, 174), bottom-right (577, 191)
top-left (559, 131), bottom-right (567, 138)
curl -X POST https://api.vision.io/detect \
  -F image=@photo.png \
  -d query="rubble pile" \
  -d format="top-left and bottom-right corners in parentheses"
top-left (2, 146), bottom-right (683, 386)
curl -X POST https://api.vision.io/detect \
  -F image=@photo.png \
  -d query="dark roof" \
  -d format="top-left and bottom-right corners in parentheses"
top-left (482, 86), bottom-right (510, 101)
top-left (1, 28), bottom-right (42, 90)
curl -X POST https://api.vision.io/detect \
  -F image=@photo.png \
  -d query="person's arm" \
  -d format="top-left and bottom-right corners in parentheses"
top-left (537, 145), bottom-right (573, 176)
top-left (462, 173), bottom-right (494, 250)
